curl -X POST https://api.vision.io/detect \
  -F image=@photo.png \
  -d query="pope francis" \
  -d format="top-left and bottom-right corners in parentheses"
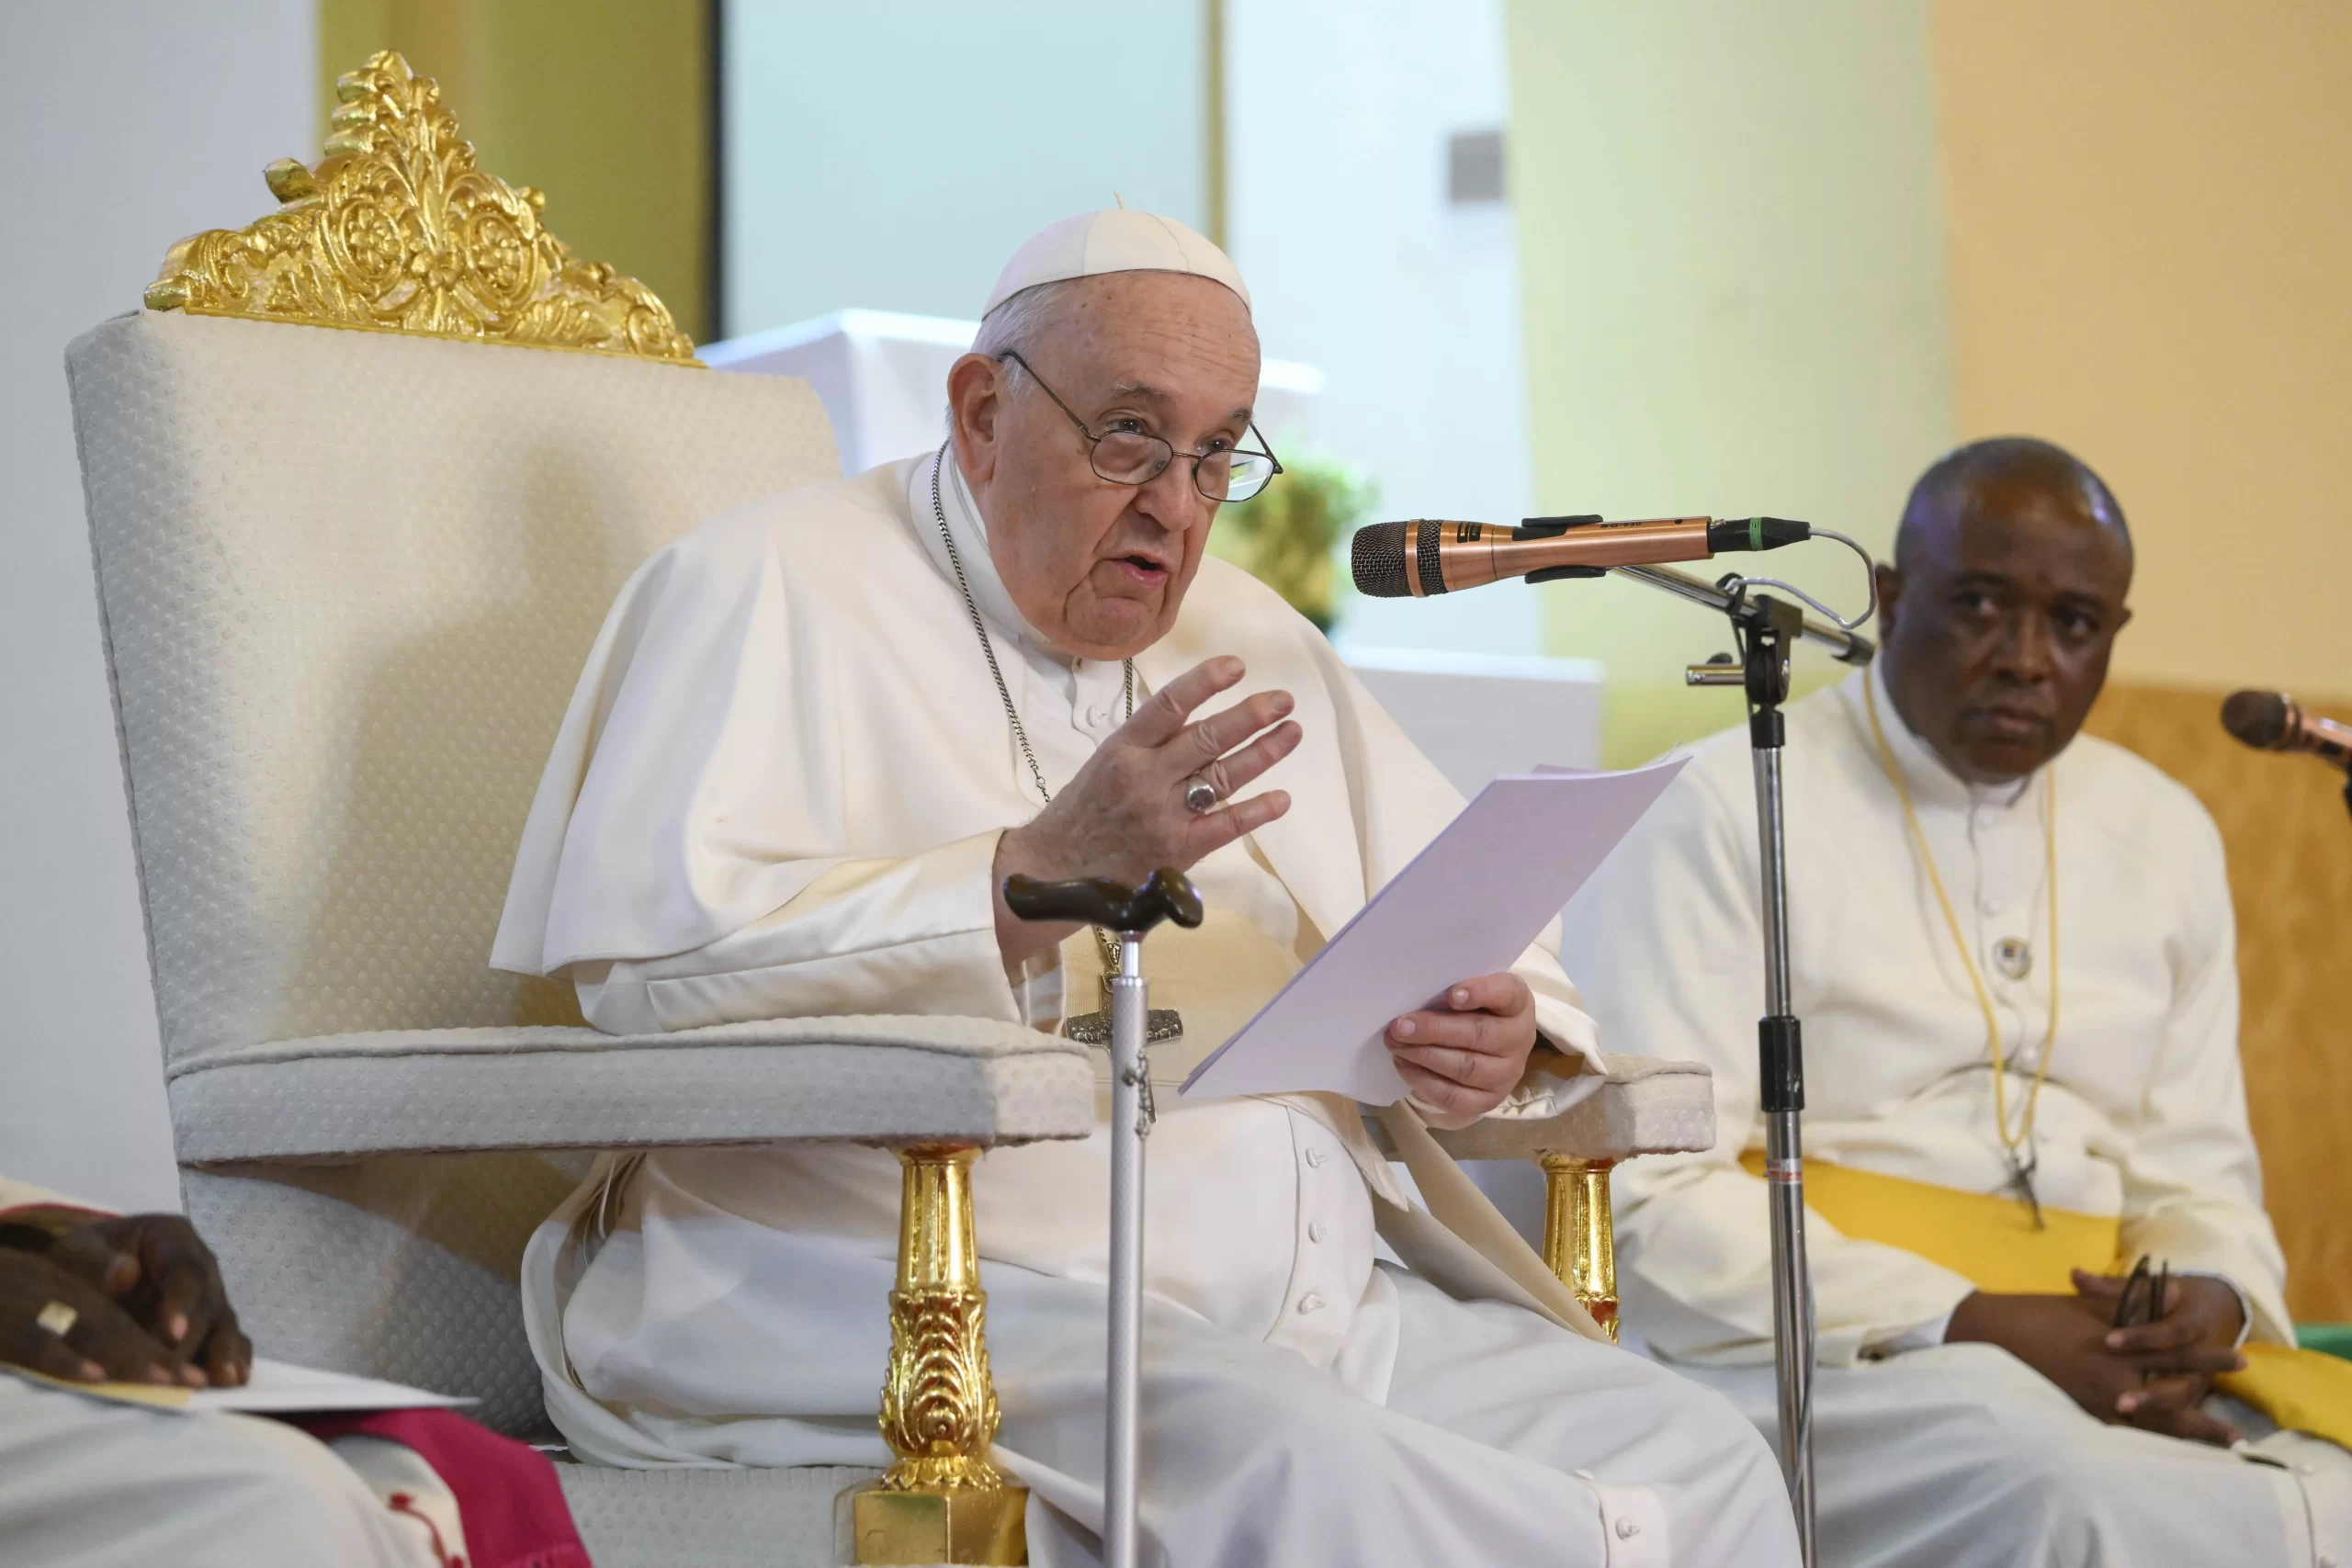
top-left (492, 211), bottom-right (1796, 1567)
top-left (1563, 438), bottom-right (2352, 1566)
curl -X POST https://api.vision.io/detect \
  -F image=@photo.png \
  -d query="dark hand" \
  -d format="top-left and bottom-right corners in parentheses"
top-left (46, 1215), bottom-right (251, 1388)
top-left (993, 657), bottom-right (1298, 966)
top-left (1947, 1286), bottom-right (2243, 1447)
top-left (0, 1247), bottom-right (193, 1386)
top-left (2072, 1269), bottom-right (2245, 1437)
top-left (1384, 973), bottom-right (1539, 1128)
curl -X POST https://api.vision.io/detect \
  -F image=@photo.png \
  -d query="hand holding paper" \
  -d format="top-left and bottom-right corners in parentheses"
top-left (1383, 969), bottom-right (1541, 1125)
top-left (1182, 757), bottom-right (1688, 1104)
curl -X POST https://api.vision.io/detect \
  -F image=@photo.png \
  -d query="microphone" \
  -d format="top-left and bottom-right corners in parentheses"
top-left (2221, 691), bottom-right (2352, 770)
top-left (1351, 514), bottom-right (1813, 597)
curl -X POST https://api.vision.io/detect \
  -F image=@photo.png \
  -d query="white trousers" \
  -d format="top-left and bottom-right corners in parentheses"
top-left (0, 1376), bottom-right (446, 1568)
top-left (1009, 1263), bottom-right (1800, 1568)
top-left (1679, 1342), bottom-right (2352, 1568)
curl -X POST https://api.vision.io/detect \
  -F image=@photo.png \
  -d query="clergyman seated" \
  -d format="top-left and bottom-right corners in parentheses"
top-left (1564, 437), bottom-right (2352, 1567)
top-left (492, 209), bottom-right (1799, 1567)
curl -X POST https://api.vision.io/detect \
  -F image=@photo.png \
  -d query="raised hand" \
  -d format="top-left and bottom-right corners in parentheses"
top-left (1384, 972), bottom-right (1540, 1128)
top-left (993, 656), bottom-right (1299, 965)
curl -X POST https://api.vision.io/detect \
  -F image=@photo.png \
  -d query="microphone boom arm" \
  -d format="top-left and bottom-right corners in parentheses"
top-left (1610, 535), bottom-right (1878, 666)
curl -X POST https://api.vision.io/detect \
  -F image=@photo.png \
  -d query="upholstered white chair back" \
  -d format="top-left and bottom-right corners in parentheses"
top-left (66, 310), bottom-right (838, 1437)
top-left (69, 311), bottom-right (836, 1067)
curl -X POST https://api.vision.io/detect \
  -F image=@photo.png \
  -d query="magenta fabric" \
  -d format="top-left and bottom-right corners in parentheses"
top-left (296, 1407), bottom-right (592, 1568)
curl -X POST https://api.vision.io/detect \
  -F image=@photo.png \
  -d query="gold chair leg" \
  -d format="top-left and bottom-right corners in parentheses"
top-left (1540, 1154), bottom-right (1619, 1341)
top-left (851, 1145), bottom-right (1027, 1565)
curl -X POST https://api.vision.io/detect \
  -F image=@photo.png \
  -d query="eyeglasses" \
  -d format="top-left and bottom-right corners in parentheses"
top-left (997, 350), bottom-right (1283, 503)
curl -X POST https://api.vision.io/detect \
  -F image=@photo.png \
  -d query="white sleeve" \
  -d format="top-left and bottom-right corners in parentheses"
top-left (1561, 761), bottom-right (1975, 1367)
top-left (572, 831), bottom-right (1036, 1033)
top-left (2114, 803), bottom-right (2293, 1346)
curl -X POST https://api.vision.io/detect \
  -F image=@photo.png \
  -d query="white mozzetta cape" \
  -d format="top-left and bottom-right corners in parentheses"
top-left (1563, 660), bottom-right (2290, 1368)
top-left (492, 456), bottom-right (1600, 1077)
top-left (488, 457), bottom-right (1647, 1498)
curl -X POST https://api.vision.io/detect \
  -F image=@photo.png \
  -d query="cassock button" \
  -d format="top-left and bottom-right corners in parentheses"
top-left (1296, 1292), bottom-right (1325, 1314)
top-left (1308, 1219), bottom-right (1329, 1243)
top-left (1304, 1146), bottom-right (1328, 1168)
top-left (1615, 1518), bottom-right (1640, 1540)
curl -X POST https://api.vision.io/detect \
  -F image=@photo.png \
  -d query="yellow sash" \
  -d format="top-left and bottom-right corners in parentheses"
top-left (1740, 1151), bottom-right (2352, 1450)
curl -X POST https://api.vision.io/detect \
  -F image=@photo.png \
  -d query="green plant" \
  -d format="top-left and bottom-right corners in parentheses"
top-left (1207, 456), bottom-right (1375, 632)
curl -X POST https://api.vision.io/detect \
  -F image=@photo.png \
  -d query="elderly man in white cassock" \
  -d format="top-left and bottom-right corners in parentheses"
top-left (1563, 437), bottom-right (2352, 1567)
top-left (491, 210), bottom-right (1798, 1566)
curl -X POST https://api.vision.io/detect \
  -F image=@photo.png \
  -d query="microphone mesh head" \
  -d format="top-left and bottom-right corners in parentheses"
top-left (1351, 522), bottom-right (1411, 598)
top-left (2221, 689), bottom-right (2291, 749)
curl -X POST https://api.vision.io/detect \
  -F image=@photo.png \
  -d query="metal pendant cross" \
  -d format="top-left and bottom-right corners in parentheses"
top-left (2002, 1145), bottom-right (2046, 1230)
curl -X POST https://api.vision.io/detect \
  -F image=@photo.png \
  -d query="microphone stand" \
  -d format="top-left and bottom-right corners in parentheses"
top-left (1105, 931), bottom-right (1148, 1568)
top-left (1614, 564), bottom-right (1871, 1568)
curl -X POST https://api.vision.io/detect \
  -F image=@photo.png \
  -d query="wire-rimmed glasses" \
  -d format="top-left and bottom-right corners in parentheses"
top-left (997, 350), bottom-right (1283, 503)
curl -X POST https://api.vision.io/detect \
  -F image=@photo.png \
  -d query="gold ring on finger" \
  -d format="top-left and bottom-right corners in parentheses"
top-left (1184, 776), bottom-right (1218, 814)
top-left (35, 1301), bottom-right (77, 1338)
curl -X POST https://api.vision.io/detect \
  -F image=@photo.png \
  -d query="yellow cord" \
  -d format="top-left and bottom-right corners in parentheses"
top-left (1863, 674), bottom-right (2060, 1168)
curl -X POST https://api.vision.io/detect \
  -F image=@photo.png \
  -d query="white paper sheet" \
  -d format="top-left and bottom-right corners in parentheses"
top-left (6, 1356), bottom-right (474, 1415)
top-left (1181, 756), bottom-right (1688, 1103)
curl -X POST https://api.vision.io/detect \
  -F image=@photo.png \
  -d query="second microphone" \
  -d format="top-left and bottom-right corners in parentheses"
top-left (1352, 513), bottom-right (1812, 597)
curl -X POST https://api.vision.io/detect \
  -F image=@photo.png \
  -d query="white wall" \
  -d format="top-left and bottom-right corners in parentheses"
top-left (0, 1), bottom-right (316, 1210)
top-left (721, 0), bottom-right (1207, 336)
top-left (1226, 0), bottom-right (1540, 657)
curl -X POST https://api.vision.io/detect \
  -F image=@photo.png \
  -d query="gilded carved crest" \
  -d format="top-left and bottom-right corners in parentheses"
top-left (145, 51), bottom-right (698, 364)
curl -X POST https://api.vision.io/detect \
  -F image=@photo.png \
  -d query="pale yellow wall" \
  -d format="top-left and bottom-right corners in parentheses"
top-left (1506, 2), bottom-right (1959, 766)
top-left (1930, 1), bottom-right (2352, 703)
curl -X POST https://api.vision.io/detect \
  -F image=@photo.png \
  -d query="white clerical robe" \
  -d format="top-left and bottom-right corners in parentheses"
top-left (0, 1179), bottom-right (450, 1568)
top-left (1560, 660), bottom-right (2349, 1567)
top-left (492, 450), bottom-right (1799, 1568)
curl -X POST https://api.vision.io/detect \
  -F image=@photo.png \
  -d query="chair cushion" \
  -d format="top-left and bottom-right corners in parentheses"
top-left (1422, 1054), bottom-right (1716, 1162)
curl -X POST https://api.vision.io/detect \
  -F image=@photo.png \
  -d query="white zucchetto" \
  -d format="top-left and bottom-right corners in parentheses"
top-left (982, 209), bottom-right (1250, 318)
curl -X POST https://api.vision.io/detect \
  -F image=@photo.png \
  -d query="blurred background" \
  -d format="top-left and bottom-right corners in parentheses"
top-left (5, 1), bottom-right (2348, 1317)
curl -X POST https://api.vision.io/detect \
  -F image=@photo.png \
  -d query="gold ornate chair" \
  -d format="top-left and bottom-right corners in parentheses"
top-left (63, 53), bottom-right (1710, 1566)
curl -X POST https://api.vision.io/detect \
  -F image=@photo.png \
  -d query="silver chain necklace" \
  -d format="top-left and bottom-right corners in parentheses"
top-left (930, 444), bottom-right (1179, 1045)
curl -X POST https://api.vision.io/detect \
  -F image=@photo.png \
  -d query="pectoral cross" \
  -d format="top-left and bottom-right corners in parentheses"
top-left (2002, 1144), bottom-right (2046, 1230)
top-left (1059, 976), bottom-right (1184, 1049)
top-left (1061, 978), bottom-right (1178, 1133)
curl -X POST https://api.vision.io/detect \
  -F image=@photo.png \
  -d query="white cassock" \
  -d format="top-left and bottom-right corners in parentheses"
top-left (1557, 659), bottom-right (2352, 1568)
top-left (491, 448), bottom-right (1799, 1568)
top-left (0, 1179), bottom-right (452, 1568)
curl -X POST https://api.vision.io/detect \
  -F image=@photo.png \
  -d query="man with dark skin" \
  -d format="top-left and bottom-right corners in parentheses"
top-left (0, 1185), bottom-right (437, 1561)
top-left (1875, 440), bottom-right (2247, 1447)
top-left (1566, 436), bottom-right (2346, 1564)
top-left (0, 1201), bottom-right (252, 1388)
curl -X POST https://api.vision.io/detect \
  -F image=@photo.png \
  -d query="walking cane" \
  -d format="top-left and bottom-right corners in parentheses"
top-left (1003, 868), bottom-right (1203, 1568)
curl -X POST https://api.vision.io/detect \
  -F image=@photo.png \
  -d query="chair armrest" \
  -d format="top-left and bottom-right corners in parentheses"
top-left (166, 1016), bottom-right (1095, 1161)
top-left (1366, 1055), bottom-right (1716, 1164)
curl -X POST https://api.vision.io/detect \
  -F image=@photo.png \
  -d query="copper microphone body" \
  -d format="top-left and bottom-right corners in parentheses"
top-left (1395, 517), bottom-right (1716, 596)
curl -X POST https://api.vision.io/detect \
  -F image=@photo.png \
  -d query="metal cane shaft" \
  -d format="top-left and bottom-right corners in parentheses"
top-left (1751, 742), bottom-right (1817, 1564)
top-left (1104, 938), bottom-right (1147, 1568)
